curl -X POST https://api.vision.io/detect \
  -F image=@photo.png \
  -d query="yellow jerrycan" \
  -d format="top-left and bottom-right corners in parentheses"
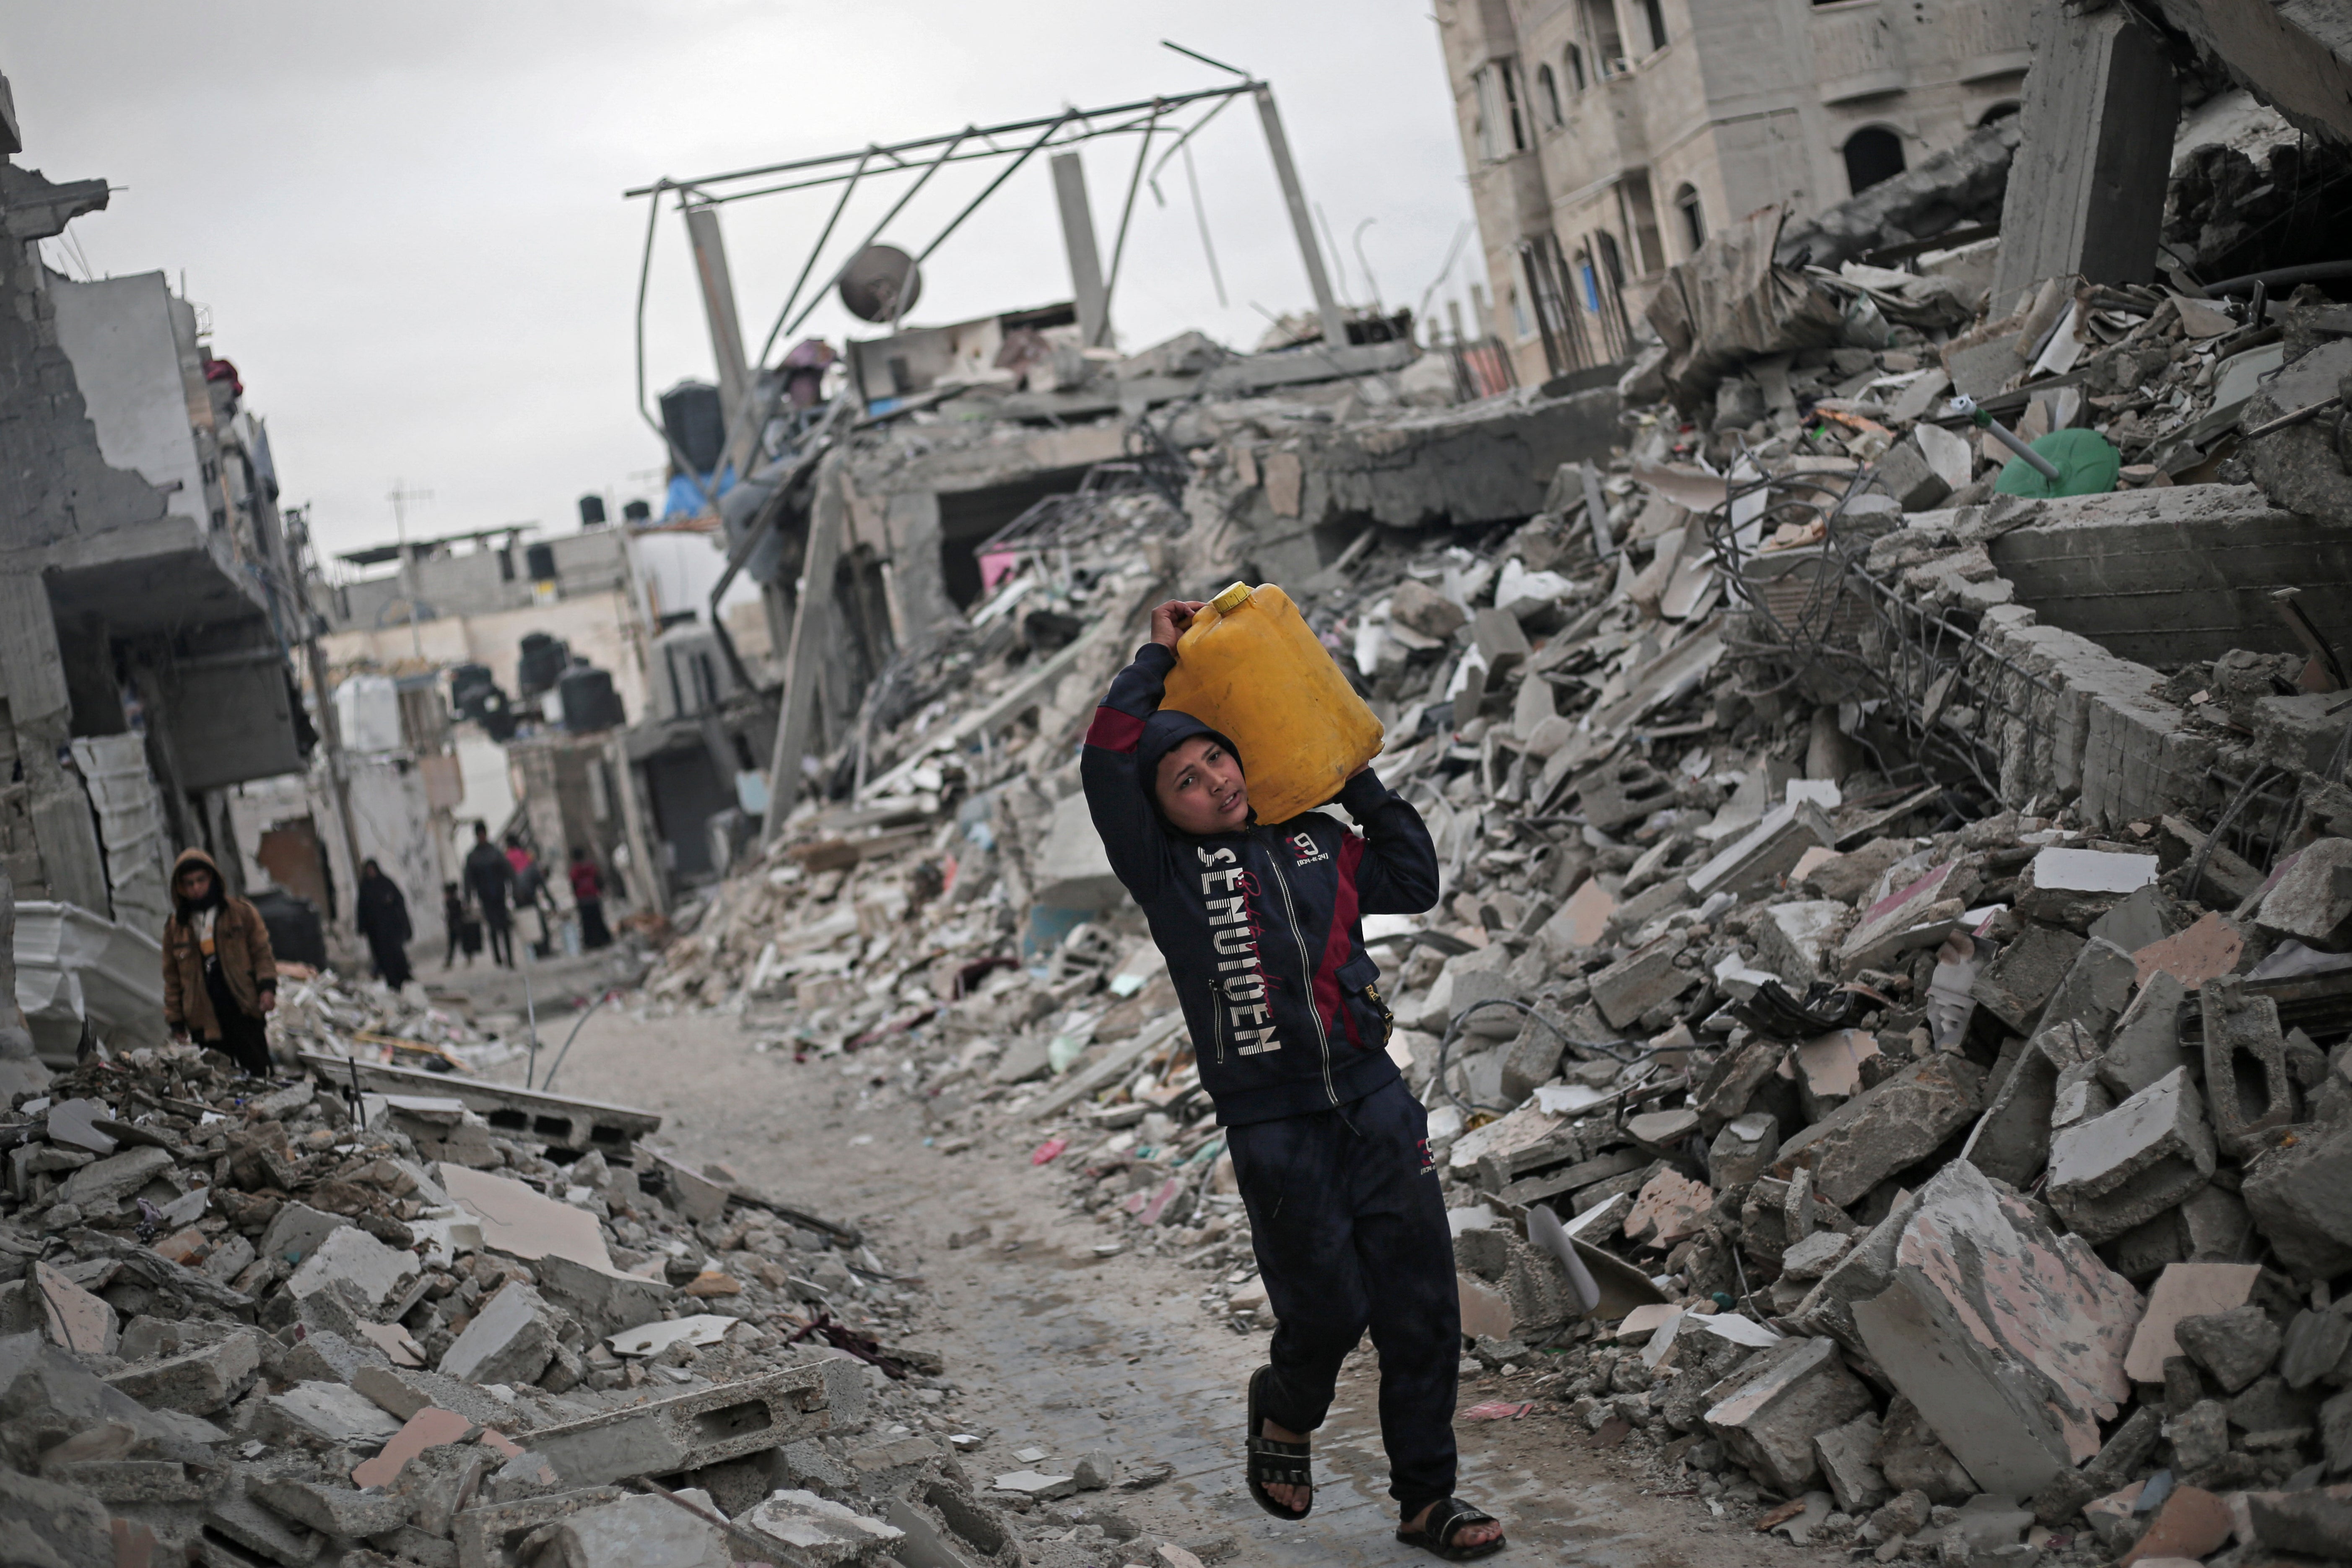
top-left (1160, 582), bottom-right (1384, 826)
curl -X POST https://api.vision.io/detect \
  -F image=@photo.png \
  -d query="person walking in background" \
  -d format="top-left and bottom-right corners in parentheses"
top-left (508, 839), bottom-right (552, 956)
top-left (441, 882), bottom-right (478, 969)
top-left (355, 859), bottom-right (413, 991)
top-left (464, 823), bottom-right (517, 968)
top-left (161, 848), bottom-right (279, 1077)
top-left (569, 846), bottom-right (612, 950)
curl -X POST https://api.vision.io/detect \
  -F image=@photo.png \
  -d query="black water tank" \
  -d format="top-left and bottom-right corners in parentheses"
top-left (578, 494), bottom-right (607, 527)
top-left (517, 632), bottom-right (569, 698)
top-left (558, 666), bottom-right (626, 733)
top-left (623, 499), bottom-right (652, 523)
top-left (449, 663), bottom-right (498, 719)
top-left (659, 381), bottom-right (726, 476)
top-left (524, 542), bottom-right (558, 581)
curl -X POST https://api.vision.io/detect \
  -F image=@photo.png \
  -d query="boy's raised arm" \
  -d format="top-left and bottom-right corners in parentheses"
top-left (1079, 640), bottom-right (1178, 900)
top-left (1334, 766), bottom-right (1441, 915)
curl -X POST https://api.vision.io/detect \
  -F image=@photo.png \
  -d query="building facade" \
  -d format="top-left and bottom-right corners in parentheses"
top-left (1435, 0), bottom-right (2033, 382)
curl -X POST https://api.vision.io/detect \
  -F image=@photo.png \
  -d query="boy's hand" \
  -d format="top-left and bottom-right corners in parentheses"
top-left (1150, 600), bottom-right (1207, 650)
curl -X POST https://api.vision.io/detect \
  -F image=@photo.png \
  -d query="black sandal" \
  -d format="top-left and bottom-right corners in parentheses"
top-left (1396, 1497), bottom-right (1506, 1560)
top-left (1244, 1366), bottom-right (1311, 1520)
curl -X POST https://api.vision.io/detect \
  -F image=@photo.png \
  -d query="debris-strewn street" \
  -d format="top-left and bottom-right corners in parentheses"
top-left (530, 999), bottom-right (1835, 1568)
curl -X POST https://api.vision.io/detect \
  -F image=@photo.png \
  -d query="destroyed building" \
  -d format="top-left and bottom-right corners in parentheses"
top-left (0, 82), bottom-right (321, 1067)
top-left (1435, 0), bottom-right (2033, 378)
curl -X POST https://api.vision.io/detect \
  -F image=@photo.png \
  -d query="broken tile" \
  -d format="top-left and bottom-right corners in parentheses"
top-left (2131, 912), bottom-right (2243, 992)
top-left (1623, 1168), bottom-right (1710, 1248)
top-left (2123, 1262), bottom-right (2261, 1383)
top-left (1853, 1160), bottom-right (2142, 1498)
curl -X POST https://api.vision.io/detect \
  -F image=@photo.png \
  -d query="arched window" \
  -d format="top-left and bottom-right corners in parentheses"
top-left (1535, 63), bottom-right (1563, 126)
top-left (1978, 100), bottom-right (2020, 126)
top-left (1566, 44), bottom-right (1588, 92)
top-left (1643, 0), bottom-right (1670, 50)
top-left (1674, 184), bottom-right (1706, 252)
top-left (1843, 126), bottom-right (1906, 195)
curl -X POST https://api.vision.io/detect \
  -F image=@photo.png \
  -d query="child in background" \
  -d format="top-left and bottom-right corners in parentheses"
top-left (1080, 599), bottom-right (1504, 1561)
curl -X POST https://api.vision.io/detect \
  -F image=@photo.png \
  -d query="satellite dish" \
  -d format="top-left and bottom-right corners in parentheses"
top-left (838, 244), bottom-right (923, 324)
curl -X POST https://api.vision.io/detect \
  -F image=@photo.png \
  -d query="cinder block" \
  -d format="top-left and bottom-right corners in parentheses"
top-left (528, 1366), bottom-right (839, 1489)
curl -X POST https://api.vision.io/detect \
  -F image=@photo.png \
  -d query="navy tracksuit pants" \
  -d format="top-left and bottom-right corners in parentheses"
top-left (1225, 1077), bottom-right (1461, 1516)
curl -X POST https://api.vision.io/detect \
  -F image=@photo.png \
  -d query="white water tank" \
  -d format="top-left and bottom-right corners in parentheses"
top-left (335, 674), bottom-right (404, 754)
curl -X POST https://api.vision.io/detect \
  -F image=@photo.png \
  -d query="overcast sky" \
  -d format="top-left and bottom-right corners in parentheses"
top-left (9, 3), bottom-right (1477, 566)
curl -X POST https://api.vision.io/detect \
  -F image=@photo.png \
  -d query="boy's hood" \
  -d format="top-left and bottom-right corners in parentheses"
top-left (1135, 711), bottom-right (1247, 835)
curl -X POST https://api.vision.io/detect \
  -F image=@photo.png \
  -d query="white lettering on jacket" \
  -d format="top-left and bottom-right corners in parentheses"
top-left (1197, 852), bottom-right (1280, 1057)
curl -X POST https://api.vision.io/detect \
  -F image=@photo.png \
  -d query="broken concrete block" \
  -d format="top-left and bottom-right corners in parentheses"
top-left (54, 1144), bottom-right (172, 1213)
top-left (2201, 976), bottom-right (2302, 1155)
top-left (2174, 1303), bottom-right (2283, 1394)
top-left (1753, 900), bottom-right (1846, 987)
top-left (2243, 1120), bottom-right (2352, 1278)
top-left (1873, 1395), bottom-right (1975, 1503)
top-left (1687, 801), bottom-right (1837, 900)
top-left (2017, 846), bottom-right (2159, 926)
top-left (2282, 1307), bottom-right (2352, 1391)
top-left (349, 1404), bottom-right (475, 1490)
top-left (529, 1365), bottom-right (836, 1489)
top-left (2256, 836), bottom-right (2352, 945)
top-left (2035, 935), bottom-right (2137, 1038)
top-left (1853, 1159), bottom-right (2142, 1498)
top-left (1970, 923), bottom-right (2086, 1034)
top-left (1470, 607), bottom-right (1530, 669)
top-left (258, 1202), bottom-right (349, 1268)
top-left (1962, 1021), bottom-right (2100, 1189)
top-left (1695, 1034), bottom-right (1784, 1122)
top-left (1789, 1189), bottom-right (1922, 1356)
top-left (1791, 1028), bottom-right (1880, 1120)
top-left (27, 1262), bottom-right (117, 1357)
top-left (2228, 1369), bottom-right (2317, 1445)
top-left (287, 1225), bottom-right (420, 1311)
top-left (1836, 862), bottom-right (1970, 979)
top-left (2123, 1262), bottom-right (2261, 1383)
top-left (991, 1469), bottom-right (1079, 1501)
top-left (105, 1327), bottom-right (260, 1414)
top-left (453, 1486), bottom-right (632, 1568)
top-left (1700, 1336), bottom-right (1872, 1494)
top-left (1708, 1113), bottom-right (1780, 1188)
top-left (743, 1488), bottom-right (904, 1567)
top-left (439, 1163), bottom-right (617, 1271)
top-left (2044, 1067), bottom-right (2217, 1245)
top-left (1391, 579), bottom-right (1467, 639)
top-left (1872, 434), bottom-right (1952, 513)
top-left (1812, 1410), bottom-right (1888, 1513)
top-left (2248, 1481), bottom-right (2352, 1558)
top-left (1772, 1051), bottom-right (1986, 1207)
top-left (2131, 910), bottom-right (2244, 992)
top-left (536, 1488), bottom-right (731, 1568)
top-left (260, 1380), bottom-right (407, 1450)
top-left (208, 1485), bottom-right (327, 1567)
top-left (1780, 1230), bottom-right (1853, 1282)
top-left (1589, 933), bottom-right (1696, 1031)
top-left (2100, 969), bottom-right (2189, 1098)
top-left (252, 1474), bottom-right (413, 1540)
top-left (438, 1281), bottom-right (559, 1387)
top-left (534, 1252), bottom-right (676, 1340)
top-left (1623, 1168), bottom-right (1711, 1248)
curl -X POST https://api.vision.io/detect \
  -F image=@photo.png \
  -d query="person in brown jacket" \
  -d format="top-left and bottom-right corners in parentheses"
top-left (162, 847), bottom-right (279, 1077)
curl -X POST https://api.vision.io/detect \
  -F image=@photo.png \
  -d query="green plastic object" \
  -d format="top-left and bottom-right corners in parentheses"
top-left (1994, 426), bottom-right (2122, 498)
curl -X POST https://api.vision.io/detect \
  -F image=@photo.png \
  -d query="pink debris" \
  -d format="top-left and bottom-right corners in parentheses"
top-left (1030, 1138), bottom-right (1068, 1166)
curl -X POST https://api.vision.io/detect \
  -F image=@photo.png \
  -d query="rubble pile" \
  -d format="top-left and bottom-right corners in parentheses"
top-left (0, 1012), bottom-right (1116, 1568)
top-left (612, 96), bottom-right (2352, 1565)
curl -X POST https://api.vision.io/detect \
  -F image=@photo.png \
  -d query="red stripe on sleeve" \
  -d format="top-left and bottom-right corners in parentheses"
top-left (1315, 834), bottom-right (1367, 1046)
top-left (1084, 707), bottom-right (1146, 753)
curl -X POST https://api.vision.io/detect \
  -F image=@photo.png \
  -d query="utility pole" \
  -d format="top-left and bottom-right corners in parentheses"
top-left (1252, 84), bottom-right (1348, 351)
top-left (387, 479), bottom-right (434, 659)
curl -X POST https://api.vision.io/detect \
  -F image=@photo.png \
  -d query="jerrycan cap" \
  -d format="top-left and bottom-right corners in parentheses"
top-left (1208, 582), bottom-right (1253, 614)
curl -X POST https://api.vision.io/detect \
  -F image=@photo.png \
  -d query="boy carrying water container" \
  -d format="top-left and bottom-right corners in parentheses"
top-left (1079, 597), bottom-right (1505, 1560)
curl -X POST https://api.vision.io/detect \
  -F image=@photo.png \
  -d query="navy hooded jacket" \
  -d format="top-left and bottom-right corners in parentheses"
top-left (1080, 641), bottom-right (1441, 1125)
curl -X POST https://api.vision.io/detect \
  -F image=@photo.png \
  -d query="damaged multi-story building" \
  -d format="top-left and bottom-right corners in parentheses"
top-left (0, 73), bottom-right (317, 1058)
top-left (1435, 0), bottom-right (2033, 379)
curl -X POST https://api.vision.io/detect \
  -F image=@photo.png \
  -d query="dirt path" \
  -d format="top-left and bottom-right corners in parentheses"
top-left (507, 1002), bottom-right (1838, 1568)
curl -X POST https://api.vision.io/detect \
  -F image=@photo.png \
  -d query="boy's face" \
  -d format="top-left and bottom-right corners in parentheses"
top-left (1155, 735), bottom-right (1248, 835)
